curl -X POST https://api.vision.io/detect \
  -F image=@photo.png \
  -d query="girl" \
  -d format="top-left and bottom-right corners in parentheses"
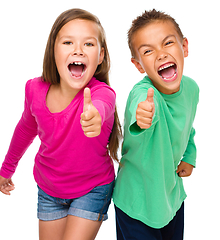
top-left (0, 8), bottom-right (121, 240)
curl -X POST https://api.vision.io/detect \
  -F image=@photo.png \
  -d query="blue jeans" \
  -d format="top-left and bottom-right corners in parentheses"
top-left (37, 181), bottom-right (114, 221)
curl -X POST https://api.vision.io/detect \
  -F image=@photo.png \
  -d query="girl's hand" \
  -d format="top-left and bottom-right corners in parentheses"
top-left (176, 161), bottom-right (194, 177)
top-left (80, 88), bottom-right (102, 138)
top-left (136, 88), bottom-right (155, 129)
top-left (0, 175), bottom-right (15, 195)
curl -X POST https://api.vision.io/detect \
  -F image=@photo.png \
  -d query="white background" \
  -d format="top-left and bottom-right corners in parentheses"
top-left (0, 0), bottom-right (219, 239)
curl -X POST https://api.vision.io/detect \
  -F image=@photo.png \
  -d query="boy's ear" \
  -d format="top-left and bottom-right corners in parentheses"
top-left (182, 38), bottom-right (189, 58)
top-left (131, 58), bottom-right (145, 74)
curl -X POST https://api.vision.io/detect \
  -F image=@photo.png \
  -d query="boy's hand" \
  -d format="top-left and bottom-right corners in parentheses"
top-left (176, 161), bottom-right (194, 177)
top-left (136, 88), bottom-right (155, 129)
top-left (80, 88), bottom-right (102, 138)
top-left (0, 175), bottom-right (15, 195)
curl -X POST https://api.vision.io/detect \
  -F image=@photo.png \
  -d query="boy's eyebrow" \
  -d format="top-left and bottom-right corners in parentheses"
top-left (138, 34), bottom-right (176, 51)
top-left (138, 43), bottom-right (152, 51)
top-left (161, 34), bottom-right (176, 44)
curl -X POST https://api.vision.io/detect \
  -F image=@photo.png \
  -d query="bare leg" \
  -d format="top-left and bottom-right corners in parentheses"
top-left (62, 215), bottom-right (102, 240)
top-left (39, 217), bottom-right (67, 240)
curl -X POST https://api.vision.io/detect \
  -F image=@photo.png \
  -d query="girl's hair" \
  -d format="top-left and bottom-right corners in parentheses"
top-left (128, 9), bottom-right (184, 59)
top-left (42, 8), bottom-right (122, 162)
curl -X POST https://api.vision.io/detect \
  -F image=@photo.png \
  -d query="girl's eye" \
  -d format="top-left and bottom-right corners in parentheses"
top-left (63, 41), bottom-right (72, 45)
top-left (85, 43), bottom-right (94, 47)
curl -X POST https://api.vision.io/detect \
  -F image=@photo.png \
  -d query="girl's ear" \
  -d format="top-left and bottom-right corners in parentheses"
top-left (182, 37), bottom-right (189, 58)
top-left (131, 58), bottom-right (145, 74)
top-left (98, 47), bottom-right (105, 65)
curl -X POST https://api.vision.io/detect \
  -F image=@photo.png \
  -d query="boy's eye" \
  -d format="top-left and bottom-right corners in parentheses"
top-left (144, 50), bottom-right (152, 55)
top-left (165, 41), bottom-right (174, 46)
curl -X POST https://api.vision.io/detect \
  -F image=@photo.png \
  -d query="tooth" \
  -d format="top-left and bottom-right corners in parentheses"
top-left (73, 62), bottom-right (83, 65)
top-left (159, 63), bottom-right (174, 71)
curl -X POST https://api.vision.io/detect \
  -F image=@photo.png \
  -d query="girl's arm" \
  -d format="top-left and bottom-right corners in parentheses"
top-left (81, 86), bottom-right (116, 138)
top-left (0, 82), bottom-right (38, 180)
top-left (81, 88), bottom-right (102, 138)
top-left (0, 176), bottom-right (15, 195)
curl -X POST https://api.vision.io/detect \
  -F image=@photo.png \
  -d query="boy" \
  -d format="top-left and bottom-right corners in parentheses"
top-left (113, 9), bottom-right (199, 240)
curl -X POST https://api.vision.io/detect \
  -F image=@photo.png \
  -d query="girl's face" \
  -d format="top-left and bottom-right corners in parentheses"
top-left (54, 19), bottom-right (104, 94)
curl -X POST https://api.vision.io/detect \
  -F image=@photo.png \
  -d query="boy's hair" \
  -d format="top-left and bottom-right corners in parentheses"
top-left (128, 9), bottom-right (184, 58)
top-left (42, 8), bottom-right (122, 162)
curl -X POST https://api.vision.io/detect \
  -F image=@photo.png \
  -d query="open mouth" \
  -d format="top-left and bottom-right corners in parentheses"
top-left (158, 63), bottom-right (177, 82)
top-left (68, 61), bottom-right (87, 78)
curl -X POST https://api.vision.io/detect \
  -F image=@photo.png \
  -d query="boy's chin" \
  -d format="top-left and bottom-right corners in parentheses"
top-left (150, 77), bottom-right (181, 95)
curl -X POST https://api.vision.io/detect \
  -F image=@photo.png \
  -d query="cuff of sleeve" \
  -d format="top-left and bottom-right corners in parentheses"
top-left (0, 168), bottom-right (14, 179)
top-left (181, 157), bottom-right (196, 168)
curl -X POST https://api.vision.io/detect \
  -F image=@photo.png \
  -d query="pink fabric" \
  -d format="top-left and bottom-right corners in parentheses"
top-left (0, 77), bottom-right (115, 198)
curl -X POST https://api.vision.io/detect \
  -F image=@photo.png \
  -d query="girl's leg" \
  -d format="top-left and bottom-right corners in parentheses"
top-left (39, 217), bottom-right (67, 240)
top-left (62, 215), bottom-right (102, 240)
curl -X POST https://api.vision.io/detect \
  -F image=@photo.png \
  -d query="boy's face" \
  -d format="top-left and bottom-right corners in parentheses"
top-left (131, 21), bottom-right (188, 94)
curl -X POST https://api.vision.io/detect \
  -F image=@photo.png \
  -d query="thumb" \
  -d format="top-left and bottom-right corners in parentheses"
top-left (83, 88), bottom-right (92, 112)
top-left (146, 88), bottom-right (154, 103)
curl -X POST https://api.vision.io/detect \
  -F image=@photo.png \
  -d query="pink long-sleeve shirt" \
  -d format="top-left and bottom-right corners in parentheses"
top-left (0, 77), bottom-right (116, 199)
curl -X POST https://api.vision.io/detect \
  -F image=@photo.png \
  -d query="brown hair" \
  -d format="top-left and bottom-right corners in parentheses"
top-left (128, 9), bottom-right (184, 58)
top-left (42, 8), bottom-right (122, 162)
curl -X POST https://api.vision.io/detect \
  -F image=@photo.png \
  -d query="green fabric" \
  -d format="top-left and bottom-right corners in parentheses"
top-left (113, 75), bottom-right (199, 228)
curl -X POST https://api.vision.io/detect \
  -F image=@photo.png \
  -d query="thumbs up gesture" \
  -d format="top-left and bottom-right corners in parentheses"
top-left (136, 88), bottom-right (155, 129)
top-left (80, 88), bottom-right (102, 138)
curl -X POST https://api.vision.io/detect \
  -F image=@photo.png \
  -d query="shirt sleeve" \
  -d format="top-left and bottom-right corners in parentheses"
top-left (0, 81), bottom-right (38, 179)
top-left (181, 127), bottom-right (197, 167)
top-left (91, 86), bottom-right (116, 125)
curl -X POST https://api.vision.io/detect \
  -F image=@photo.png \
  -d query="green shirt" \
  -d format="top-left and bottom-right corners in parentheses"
top-left (113, 75), bottom-right (199, 228)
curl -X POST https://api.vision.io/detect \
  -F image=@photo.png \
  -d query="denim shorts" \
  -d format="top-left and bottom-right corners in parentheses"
top-left (37, 181), bottom-right (114, 222)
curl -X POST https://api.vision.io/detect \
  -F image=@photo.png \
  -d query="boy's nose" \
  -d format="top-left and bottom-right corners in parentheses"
top-left (157, 51), bottom-right (168, 61)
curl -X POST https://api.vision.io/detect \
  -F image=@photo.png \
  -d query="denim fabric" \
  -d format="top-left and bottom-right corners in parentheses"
top-left (37, 181), bottom-right (114, 221)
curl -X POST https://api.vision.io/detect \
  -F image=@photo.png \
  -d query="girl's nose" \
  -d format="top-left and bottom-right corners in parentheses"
top-left (72, 44), bottom-right (84, 56)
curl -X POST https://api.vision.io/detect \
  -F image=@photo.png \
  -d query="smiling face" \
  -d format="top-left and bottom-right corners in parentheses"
top-left (54, 19), bottom-right (104, 95)
top-left (131, 20), bottom-right (188, 94)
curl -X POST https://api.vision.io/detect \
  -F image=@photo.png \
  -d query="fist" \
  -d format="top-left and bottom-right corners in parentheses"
top-left (136, 88), bottom-right (155, 129)
top-left (0, 175), bottom-right (15, 195)
top-left (176, 161), bottom-right (194, 177)
top-left (80, 88), bottom-right (102, 138)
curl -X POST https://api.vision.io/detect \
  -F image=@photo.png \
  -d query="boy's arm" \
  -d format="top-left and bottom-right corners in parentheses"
top-left (129, 88), bottom-right (159, 135)
top-left (136, 88), bottom-right (155, 129)
top-left (181, 127), bottom-right (197, 167)
top-left (176, 127), bottom-right (197, 177)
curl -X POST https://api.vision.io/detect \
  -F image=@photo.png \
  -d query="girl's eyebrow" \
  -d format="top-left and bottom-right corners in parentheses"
top-left (138, 34), bottom-right (176, 51)
top-left (58, 35), bottom-right (98, 41)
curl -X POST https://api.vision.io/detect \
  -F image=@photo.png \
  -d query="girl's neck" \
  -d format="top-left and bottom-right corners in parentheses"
top-left (46, 83), bottom-right (79, 113)
top-left (59, 81), bottom-right (80, 100)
